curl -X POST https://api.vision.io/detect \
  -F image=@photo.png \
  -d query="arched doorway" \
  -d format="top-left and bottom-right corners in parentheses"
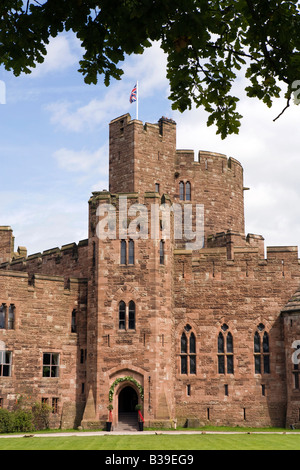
top-left (118, 386), bottom-right (139, 430)
top-left (119, 386), bottom-right (138, 412)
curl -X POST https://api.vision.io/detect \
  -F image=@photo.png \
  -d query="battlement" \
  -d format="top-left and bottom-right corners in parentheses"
top-left (0, 226), bottom-right (27, 264)
top-left (108, 115), bottom-right (245, 243)
top-left (0, 239), bottom-right (89, 280)
top-left (174, 241), bottom-right (300, 281)
top-left (110, 113), bottom-right (176, 137)
top-left (0, 269), bottom-right (87, 294)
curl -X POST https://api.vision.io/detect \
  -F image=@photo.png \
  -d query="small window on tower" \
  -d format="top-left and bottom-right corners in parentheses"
top-left (179, 181), bottom-right (184, 201)
top-left (0, 304), bottom-right (6, 329)
top-left (160, 240), bottom-right (165, 265)
top-left (121, 240), bottom-right (127, 265)
top-left (119, 301), bottom-right (126, 330)
top-left (71, 309), bottom-right (77, 333)
top-left (128, 301), bottom-right (136, 330)
top-left (8, 304), bottom-right (15, 330)
top-left (128, 240), bottom-right (134, 265)
top-left (155, 183), bottom-right (160, 193)
top-left (186, 182), bottom-right (191, 201)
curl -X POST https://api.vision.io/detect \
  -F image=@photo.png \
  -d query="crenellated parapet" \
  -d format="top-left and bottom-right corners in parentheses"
top-left (109, 114), bottom-right (245, 246)
top-left (174, 242), bottom-right (300, 282)
top-left (0, 239), bottom-right (89, 280)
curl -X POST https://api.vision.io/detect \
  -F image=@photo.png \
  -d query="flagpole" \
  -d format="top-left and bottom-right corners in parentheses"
top-left (136, 81), bottom-right (139, 120)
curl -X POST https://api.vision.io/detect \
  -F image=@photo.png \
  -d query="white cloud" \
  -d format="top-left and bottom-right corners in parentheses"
top-left (123, 41), bottom-right (169, 97)
top-left (172, 77), bottom-right (300, 251)
top-left (53, 145), bottom-right (108, 173)
top-left (46, 41), bottom-right (169, 132)
top-left (46, 92), bottom-right (121, 132)
top-left (0, 190), bottom-right (88, 255)
top-left (29, 35), bottom-right (81, 77)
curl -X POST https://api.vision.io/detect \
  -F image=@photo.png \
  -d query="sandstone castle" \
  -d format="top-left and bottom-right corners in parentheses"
top-left (0, 113), bottom-right (300, 430)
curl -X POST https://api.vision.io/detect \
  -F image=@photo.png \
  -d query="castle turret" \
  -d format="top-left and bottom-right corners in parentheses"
top-left (109, 114), bottom-right (246, 246)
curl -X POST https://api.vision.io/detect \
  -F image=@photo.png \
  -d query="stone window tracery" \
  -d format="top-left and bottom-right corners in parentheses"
top-left (218, 324), bottom-right (234, 374)
top-left (179, 181), bottom-right (192, 201)
top-left (120, 239), bottom-right (134, 265)
top-left (180, 324), bottom-right (196, 375)
top-left (254, 324), bottom-right (270, 374)
top-left (119, 301), bottom-right (136, 331)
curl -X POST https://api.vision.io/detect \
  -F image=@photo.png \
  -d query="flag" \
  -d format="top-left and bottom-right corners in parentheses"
top-left (130, 84), bottom-right (137, 103)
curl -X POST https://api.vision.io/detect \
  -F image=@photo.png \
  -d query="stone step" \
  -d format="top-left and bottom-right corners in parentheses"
top-left (116, 412), bottom-right (139, 431)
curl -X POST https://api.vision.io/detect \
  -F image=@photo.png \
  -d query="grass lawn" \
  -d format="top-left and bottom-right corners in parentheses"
top-left (1, 433), bottom-right (300, 450)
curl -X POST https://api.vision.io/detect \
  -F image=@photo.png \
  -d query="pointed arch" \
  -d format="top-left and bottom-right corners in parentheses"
top-left (180, 326), bottom-right (196, 375)
top-left (119, 301), bottom-right (126, 330)
top-left (254, 324), bottom-right (270, 374)
top-left (128, 300), bottom-right (135, 330)
top-left (179, 181), bottom-right (185, 200)
top-left (185, 181), bottom-right (191, 201)
top-left (218, 325), bottom-right (234, 374)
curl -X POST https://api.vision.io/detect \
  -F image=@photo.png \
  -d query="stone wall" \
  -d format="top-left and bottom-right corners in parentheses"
top-left (0, 270), bottom-right (87, 429)
top-left (109, 114), bottom-right (245, 247)
top-left (0, 114), bottom-right (299, 430)
top-left (1, 239), bottom-right (89, 281)
top-left (173, 244), bottom-right (300, 427)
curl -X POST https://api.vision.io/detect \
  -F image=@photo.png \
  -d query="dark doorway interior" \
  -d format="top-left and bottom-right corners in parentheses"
top-left (118, 386), bottom-right (138, 413)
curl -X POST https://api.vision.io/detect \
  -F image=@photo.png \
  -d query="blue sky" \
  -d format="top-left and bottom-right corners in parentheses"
top-left (0, 33), bottom-right (300, 256)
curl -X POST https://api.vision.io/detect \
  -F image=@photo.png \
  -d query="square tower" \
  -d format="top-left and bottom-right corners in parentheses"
top-left (109, 114), bottom-right (177, 196)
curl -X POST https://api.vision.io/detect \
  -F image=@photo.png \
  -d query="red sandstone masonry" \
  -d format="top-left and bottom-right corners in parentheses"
top-left (109, 114), bottom-right (245, 246)
top-left (1, 239), bottom-right (89, 280)
top-left (0, 114), bottom-right (300, 429)
top-left (83, 192), bottom-right (176, 428)
top-left (173, 245), bottom-right (300, 427)
top-left (0, 271), bottom-right (87, 428)
top-left (0, 227), bottom-right (14, 264)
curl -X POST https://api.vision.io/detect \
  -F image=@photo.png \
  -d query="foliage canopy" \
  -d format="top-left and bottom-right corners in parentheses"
top-left (1, 0), bottom-right (300, 138)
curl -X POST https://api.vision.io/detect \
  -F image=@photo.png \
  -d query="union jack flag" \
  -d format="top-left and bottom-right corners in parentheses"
top-left (130, 84), bottom-right (137, 103)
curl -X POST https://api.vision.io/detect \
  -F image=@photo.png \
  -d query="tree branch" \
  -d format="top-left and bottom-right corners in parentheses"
top-left (273, 95), bottom-right (291, 121)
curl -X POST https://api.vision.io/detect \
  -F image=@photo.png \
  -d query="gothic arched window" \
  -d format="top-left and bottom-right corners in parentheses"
top-left (120, 240), bottom-right (127, 265)
top-left (180, 325), bottom-right (196, 375)
top-left (119, 301), bottom-right (126, 330)
top-left (254, 324), bottom-right (270, 374)
top-left (128, 239), bottom-right (135, 265)
top-left (118, 301), bottom-right (136, 330)
top-left (218, 324), bottom-right (234, 374)
top-left (186, 182), bottom-right (191, 201)
top-left (179, 181), bottom-right (185, 201)
top-left (0, 304), bottom-right (6, 329)
top-left (121, 239), bottom-right (135, 265)
top-left (128, 301), bottom-right (135, 330)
